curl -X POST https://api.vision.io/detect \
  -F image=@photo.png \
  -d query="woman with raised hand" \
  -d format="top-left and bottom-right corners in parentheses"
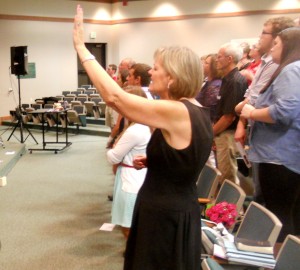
top-left (241, 27), bottom-right (300, 242)
top-left (74, 5), bottom-right (213, 269)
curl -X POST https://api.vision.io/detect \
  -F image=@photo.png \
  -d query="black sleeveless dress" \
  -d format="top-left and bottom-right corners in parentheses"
top-left (124, 100), bottom-right (213, 270)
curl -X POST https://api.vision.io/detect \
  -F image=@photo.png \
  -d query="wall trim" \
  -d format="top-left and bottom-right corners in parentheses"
top-left (1, 8), bottom-right (300, 25)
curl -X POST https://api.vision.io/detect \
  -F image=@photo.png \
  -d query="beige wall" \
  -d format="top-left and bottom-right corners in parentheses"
top-left (0, 0), bottom-right (299, 116)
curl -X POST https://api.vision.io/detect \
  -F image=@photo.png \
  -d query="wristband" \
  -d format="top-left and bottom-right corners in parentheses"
top-left (81, 54), bottom-right (95, 64)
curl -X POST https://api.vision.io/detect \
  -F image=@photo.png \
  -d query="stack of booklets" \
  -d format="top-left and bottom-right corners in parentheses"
top-left (214, 238), bottom-right (276, 269)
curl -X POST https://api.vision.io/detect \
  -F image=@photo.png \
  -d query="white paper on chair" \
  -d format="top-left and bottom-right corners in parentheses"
top-left (99, 223), bottom-right (115, 231)
top-left (5, 151), bottom-right (15, 155)
top-left (213, 244), bottom-right (227, 259)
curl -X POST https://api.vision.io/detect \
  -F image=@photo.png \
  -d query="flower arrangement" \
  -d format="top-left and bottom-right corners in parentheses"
top-left (205, 201), bottom-right (238, 228)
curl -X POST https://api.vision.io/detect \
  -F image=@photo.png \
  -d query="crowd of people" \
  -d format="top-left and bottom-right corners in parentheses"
top-left (74, 4), bottom-right (300, 269)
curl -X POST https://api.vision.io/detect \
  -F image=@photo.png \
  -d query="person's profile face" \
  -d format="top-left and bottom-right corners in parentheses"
top-left (126, 68), bottom-right (138, 86)
top-left (216, 48), bottom-right (230, 71)
top-left (258, 24), bottom-right (274, 54)
top-left (270, 36), bottom-right (283, 64)
top-left (203, 56), bottom-right (212, 77)
top-left (148, 59), bottom-right (169, 96)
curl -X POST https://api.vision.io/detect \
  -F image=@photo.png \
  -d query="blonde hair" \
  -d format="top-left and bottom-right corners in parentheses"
top-left (154, 46), bottom-right (203, 100)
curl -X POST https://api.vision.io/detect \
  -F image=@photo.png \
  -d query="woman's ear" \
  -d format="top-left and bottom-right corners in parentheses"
top-left (167, 78), bottom-right (174, 89)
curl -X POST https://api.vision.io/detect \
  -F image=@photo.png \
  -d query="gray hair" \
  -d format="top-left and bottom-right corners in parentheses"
top-left (220, 42), bottom-right (243, 64)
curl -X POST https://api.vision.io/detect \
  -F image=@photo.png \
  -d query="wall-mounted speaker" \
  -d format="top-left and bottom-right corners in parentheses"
top-left (10, 46), bottom-right (28, 76)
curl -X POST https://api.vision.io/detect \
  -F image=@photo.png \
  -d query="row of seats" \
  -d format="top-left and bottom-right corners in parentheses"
top-left (11, 101), bottom-right (107, 133)
top-left (62, 87), bottom-right (97, 97)
top-left (197, 164), bottom-right (299, 269)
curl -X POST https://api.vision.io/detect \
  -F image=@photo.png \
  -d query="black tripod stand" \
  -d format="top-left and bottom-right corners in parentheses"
top-left (7, 75), bottom-right (38, 144)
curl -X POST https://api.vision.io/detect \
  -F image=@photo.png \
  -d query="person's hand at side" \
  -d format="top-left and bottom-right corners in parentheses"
top-left (133, 155), bottom-right (147, 170)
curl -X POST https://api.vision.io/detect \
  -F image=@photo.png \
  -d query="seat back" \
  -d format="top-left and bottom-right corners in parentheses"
top-left (201, 258), bottom-right (224, 270)
top-left (196, 164), bottom-right (220, 200)
top-left (73, 105), bottom-right (86, 115)
top-left (90, 97), bottom-right (101, 104)
top-left (62, 91), bottom-right (70, 96)
top-left (236, 201), bottom-right (282, 246)
top-left (83, 101), bottom-right (95, 117)
top-left (77, 97), bottom-right (88, 104)
top-left (275, 234), bottom-right (300, 270)
top-left (215, 180), bottom-right (246, 214)
top-left (31, 103), bottom-right (42, 110)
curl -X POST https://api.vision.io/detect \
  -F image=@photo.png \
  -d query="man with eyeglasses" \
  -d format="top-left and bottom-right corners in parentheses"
top-left (235, 16), bottom-right (295, 203)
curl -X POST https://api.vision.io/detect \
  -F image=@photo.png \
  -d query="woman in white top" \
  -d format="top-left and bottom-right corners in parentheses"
top-left (106, 86), bottom-right (151, 238)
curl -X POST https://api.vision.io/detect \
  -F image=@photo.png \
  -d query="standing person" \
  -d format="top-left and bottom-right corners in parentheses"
top-left (118, 58), bottom-right (136, 72)
top-left (235, 17), bottom-right (295, 204)
top-left (126, 63), bottom-right (153, 99)
top-left (107, 86), bottom-right (151, 239)
top-left (196, 54), bottom-right (222, 123)
top-left (106, 64), bottom-right (118, 81)
top-left (196, 54), bottom-right (222, 167)
top-left (236, 42), bottom-right (252, 71)
top-left (214, 42), bottom-right (248, 185)
top-left (239, 43), bottom-right (262, 85)
top-left (240, 27), bottom-right (300, 242)
top-left (73, 5), bottom-right (213, 270)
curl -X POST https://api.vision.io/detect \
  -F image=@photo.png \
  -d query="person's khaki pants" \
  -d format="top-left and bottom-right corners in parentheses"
top-left (214, 130), bottom-right (240, 185)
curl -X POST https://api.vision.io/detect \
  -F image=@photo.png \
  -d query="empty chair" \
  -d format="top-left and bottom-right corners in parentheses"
top-left (56, 95), bottom-right (64, 100)
top-left (73, 105), bottom-right (86, 115)
top-left (201, 258), bottom-right (224, 270)
top-left (93, 104), bottom-right (101, 119)
top-left (89, 93), bottom-right (101, 99)
top-left (275, 234), bottom-right (300, 270)
top-left (35, 99), bottom-right (44, 106)
top-left (77, 96), bottom-right (88, 104)
top-left (214, 180), bottom-right (246, 213)
top-left (84, 89), bottom-right (95, 96)
top-left (71, 90), bottom-right (83, 96)
top-left (197, 164), bottom-right (221, 202)
top-left (66, 94), bottom-right (76, 98)
top-left (9, 110), bottom-right (18, 122)
top-left (64, 96), bottom-right (75, 103)
top-left (71, 100), bottom-right (82, 108)
top-left (21, 103), bottom-right (30, 110)
top-left (84, 101), bottom-right (95, 117)
top-left (62, 90), bottom-right (71, 96)
top-left (44, 104), bottom-right (54, 109)
top-left (31, 103), bottom-right (42, 110)
top-left (90, 97), bottom-right (102, 104)
top-left (235, 201), bottom-right (282, 247)
top-left (67, 105), bottom-right (87, 132)
top-left (80, 84), bottom-right (91, 90)
top-left (78, 93), bottom-right (88, 98)
top-left (25, 107), bottom-right (34, 122)
top-left (98, 101), bottom-right (106, 117)
top-left (77, 87), bottom-right (86, 92)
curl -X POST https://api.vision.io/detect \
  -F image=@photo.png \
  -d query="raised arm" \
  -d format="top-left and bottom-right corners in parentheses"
top-left (73, 5), bottom-right (187, 132)
top-left (73, 5), bottom-right (202, 149)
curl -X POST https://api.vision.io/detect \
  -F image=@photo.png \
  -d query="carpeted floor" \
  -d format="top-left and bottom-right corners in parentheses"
top-left (0, 128), bottom-right (125, 270)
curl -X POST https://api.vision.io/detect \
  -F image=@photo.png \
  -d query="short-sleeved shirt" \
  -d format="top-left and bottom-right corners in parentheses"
top-left (215, 68), bottom-right (248, 130)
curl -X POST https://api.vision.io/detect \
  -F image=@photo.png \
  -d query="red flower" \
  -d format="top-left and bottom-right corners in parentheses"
top-left (205, 201), bottom-right (238, 228)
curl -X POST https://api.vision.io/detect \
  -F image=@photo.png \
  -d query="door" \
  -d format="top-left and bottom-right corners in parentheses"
top-left (77, 43), bottom-right (106, 87)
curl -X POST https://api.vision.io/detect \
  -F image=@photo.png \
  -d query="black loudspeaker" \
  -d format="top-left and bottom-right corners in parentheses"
top-left (10, 46), bottom-right (28, 75)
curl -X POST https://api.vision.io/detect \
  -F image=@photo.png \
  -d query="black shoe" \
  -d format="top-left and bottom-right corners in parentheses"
top-left (107, 195), bottom-right (113, 201)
